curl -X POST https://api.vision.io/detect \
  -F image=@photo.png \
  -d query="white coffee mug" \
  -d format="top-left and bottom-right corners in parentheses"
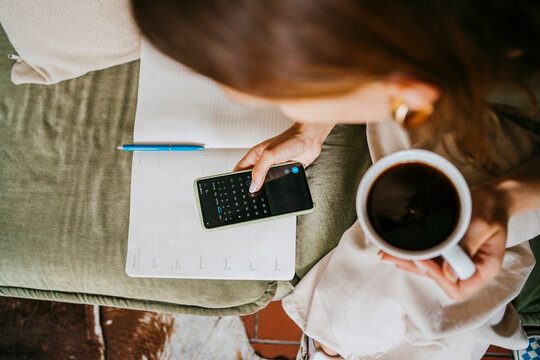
top-left (356, 149), bottom-right (476, 280)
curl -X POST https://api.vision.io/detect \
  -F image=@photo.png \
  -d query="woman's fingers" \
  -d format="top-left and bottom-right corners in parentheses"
top-left (378, 252), bottom-right (429, 276)
top-left (233, 122), bottom-right (330, 192)
top-left (249, 148), bottom-right (281, 192)
top-left (234, 141), bottom-right (269, 171)
top-left (381, 229), bottom-right (506, 301)
top-left (235, 138), bottom-right (305, 192)
top-left (441, 261), bottom-right (459, 283)
top-left (417, 259), bottom-right (495, 301)
top-left (466, 228), bottom-right (506, 282)
top-left (380, 255), bottom-right (471, 300)
top-left (415, 260), bottom-right (466, 299)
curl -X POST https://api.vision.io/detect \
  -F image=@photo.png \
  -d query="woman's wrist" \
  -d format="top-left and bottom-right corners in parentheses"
top-left (293, 122), bottom-right (335, 145)
top-left (486, 179), bottom-right (520, 219)
top-left (488, 154), bottom-right (540, 217)
top-left (491, 178), bottom-right (536, 218)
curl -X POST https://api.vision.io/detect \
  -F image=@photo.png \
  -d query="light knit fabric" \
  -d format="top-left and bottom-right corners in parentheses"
top-left (0, 0), bottom-right (141, 84)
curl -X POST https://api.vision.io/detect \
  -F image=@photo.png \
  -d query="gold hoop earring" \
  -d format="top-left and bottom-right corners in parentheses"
top-left (391, 98), bottom-right (433, 129)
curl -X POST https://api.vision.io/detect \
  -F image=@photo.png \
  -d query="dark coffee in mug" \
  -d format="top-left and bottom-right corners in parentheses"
top-left (366, 162), bottom-right (460, 251)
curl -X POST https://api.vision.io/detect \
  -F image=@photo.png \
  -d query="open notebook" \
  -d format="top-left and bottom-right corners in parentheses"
top-left (125, 40), bottom-right (296, 280)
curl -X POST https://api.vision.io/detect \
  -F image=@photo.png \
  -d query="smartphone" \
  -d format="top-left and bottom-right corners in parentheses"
top-left (194, 162), bottom-right (314, 230)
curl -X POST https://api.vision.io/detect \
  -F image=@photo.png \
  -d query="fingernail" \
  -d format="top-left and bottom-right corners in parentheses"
top-left (377, 251), bottom-right (384, 260)
top-left (413, 260), bottom-right (427, 273)
top-left (249, 181), bottom-right (258, 193)
top-left (382, 259), bottom-right (397, 267)
top-left (447, 266), bottom-right (458, 283)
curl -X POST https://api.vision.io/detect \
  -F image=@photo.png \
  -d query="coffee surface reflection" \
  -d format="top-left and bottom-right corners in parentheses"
top-left (367, 162), bottom-right (460, 251)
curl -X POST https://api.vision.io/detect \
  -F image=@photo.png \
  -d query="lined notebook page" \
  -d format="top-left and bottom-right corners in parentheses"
top-left (134, 39), bottom-right (292, 148)
top-left (126, 150), bottom-right (296, 280)
top-left (126, 40), bottom-right (298, 280)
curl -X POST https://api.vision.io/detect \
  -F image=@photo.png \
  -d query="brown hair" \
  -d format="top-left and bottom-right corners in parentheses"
top-left (131, 0), bottom-right (540, 172)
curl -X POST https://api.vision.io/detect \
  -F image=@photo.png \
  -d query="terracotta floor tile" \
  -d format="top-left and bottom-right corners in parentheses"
top-left (252, 342), bottom-right (300, 359)
top-left (483, 345), bottom-right (513, 359)
top-left (241, 313), bottom-right (256, 340)
top-left (257, 301), bottom-right (302, 341)
top-left (486, 345), bottom-right (512, 354)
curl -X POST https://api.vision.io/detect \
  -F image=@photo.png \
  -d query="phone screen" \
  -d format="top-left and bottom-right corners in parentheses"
top-left (196, 163), bottom-right (313, 229)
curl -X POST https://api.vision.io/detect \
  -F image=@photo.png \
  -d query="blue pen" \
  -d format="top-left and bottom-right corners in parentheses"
top-left (117, 144), bottom-right (205, 151)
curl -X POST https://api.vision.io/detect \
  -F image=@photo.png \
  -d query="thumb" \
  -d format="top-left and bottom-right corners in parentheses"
top-left (234, 147), bottom-right (262, 171)
top-left (441, 260), bottom-right (459, 283)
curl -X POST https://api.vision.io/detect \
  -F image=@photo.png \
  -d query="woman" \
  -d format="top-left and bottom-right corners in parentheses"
top-left (131, 1), bottom-right (540, 358)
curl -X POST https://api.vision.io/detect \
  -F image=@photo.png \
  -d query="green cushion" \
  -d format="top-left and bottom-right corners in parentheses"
top-left (0, 24), bottom-right (371, 315)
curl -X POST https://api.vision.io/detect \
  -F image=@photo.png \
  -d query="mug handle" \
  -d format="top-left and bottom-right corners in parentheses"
top-left (441, 245), bottom-right (476, 280)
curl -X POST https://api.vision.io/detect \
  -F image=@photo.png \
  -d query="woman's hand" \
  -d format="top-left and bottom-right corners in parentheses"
top-left (234, 122), bottom-right (335, 192)
top-left (380, 154), bottom-right (540, 300)
top-left (380, 182), bottom-right (508, 301)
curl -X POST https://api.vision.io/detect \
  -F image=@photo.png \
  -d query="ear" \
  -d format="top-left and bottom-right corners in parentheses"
top-left (384, 77), bottom-right (440, 111)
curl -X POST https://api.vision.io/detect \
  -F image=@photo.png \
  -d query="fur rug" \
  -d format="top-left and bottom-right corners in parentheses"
top-left (0, 297), bottom-right (263, 360)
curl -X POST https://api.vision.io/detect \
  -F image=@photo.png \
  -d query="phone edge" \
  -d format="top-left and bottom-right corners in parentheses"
top-left (193, 162), bottom-right (314, 232)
